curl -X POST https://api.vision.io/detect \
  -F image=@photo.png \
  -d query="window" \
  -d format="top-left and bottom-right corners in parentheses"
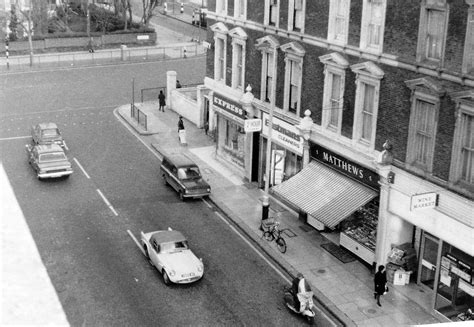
top-left (351, 62), bottom-right (384, 149)
top-left (462, 7), bottom-right (474, 74)
top-left (360, 0), bottom-right (386, 53)
top-left (230, 27), bottom-right (247, 91)
top-left (328, 0), bottom-right (350, 44)
top-left (288, 0), bottom-right (305, 32)
top-left (281, 42), bottom-right (305, 115)
top-left (417, 0), bottom-right (449, 64)
top-left (405, 77), bottom-right (444, 173)
top-left (234, 0), bottom-right (246, 19)
top-left (449, 91), bottom-right (474, 192)
top-left (265, 0), bottom-right (279, 27)
top-left (216, 0), bottom-right (227, 15)
top-left (211, 23), bottom-right (229, 83)
top-left (319, 53), bottom-right (349, 134)
top-left (256, 36), bottom-right (280, 103)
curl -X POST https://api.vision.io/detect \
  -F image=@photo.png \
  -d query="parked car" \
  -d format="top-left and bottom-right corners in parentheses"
top-left (160, 154), bottom-right (211, 200)
top-left (25, 143), bottom-right (73, 179)
top-left (31, 122), bottom-right (66, 149)
top-left (140, 228), bottom-right (204, 285)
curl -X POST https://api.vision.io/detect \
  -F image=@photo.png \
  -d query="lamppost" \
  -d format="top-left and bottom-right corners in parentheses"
top-left (297, 110), bottom-right (313, 167)
top-left (261, 47), bottom-right (278, 222)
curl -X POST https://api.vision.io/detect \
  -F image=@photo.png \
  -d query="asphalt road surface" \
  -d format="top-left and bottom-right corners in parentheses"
top-left (0, 61), bottom-right (308, 325)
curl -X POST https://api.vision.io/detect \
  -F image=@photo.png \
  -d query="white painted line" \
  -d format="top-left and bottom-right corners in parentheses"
top-left (214, 211), bottom-right (290, 283)
top-left (63, 141), bottom-right (69, 151)
top-left (73, 157), bottom-right (90, 179)
top-left (96, 189), bottom-right (118, 216)
top-left (127, 230), bottom-right (145, 256)
top-left (0, 135), bottom-right (31, 141)
top-left (202, 198), bottom-right (212, 208)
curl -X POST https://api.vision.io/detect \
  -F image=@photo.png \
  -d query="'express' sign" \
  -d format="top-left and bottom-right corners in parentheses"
top-left (213, 94), bottom-right (246, 119)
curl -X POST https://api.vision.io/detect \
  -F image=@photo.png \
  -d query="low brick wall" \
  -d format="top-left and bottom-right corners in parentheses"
top-left (6, 32), bottom-right (157, 53)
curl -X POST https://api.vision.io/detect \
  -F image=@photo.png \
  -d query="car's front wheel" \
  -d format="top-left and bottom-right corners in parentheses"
top-left (179, 191), bottom-right (185, 201)
top-left (162, 270), bottom-right (171, 285)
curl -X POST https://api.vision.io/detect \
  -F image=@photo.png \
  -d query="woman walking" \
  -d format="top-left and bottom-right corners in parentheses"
top-left (374, 265), bottom-right (387, 307)
top-left (158, 90), bottom-right (166, 112)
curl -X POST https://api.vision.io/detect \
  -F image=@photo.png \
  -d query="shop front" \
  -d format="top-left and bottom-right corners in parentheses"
top-left (259, 112), bottom-right (304, 188)
top-left (272, 142), bottom-right (381, 265)
top-left (385, 166), bottom-right (473, 321)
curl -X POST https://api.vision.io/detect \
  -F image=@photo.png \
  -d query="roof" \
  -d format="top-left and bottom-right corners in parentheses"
top-left (165, 154), bottom-right (197, 168)
top-left (37, 122), bottom-right (59, 130)
top-left (150, 230), bottom-right (187, 244)
top-left (35, 144), bottom-right (64, 153)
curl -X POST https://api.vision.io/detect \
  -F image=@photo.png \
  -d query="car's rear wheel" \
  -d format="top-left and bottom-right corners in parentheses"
top-left (143, 245), bottom-right (150, 259)
top-left (162, 175), bottom-right (168, 186)
top-left (162, 270), bottom-right (171, 285)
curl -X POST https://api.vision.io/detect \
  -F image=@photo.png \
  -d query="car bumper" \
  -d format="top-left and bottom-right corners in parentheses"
top-left (183, 191), bottom-right (211, 198)
top-left (171, 274), bottom-right (203, 284)
top-left (38, 170), bottom-right (73, 179)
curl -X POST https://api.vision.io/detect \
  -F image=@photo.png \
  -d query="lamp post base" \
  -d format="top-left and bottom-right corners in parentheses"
top-left (261, 195), bottom-right (270, 221)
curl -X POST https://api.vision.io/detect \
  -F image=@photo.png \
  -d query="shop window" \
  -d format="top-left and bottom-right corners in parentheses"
top-left (351, 62), bottom-right (384, 150)
top-left (265, 0), bottom-right (280, 27)
top-left (224, 120), bottom-right (245, 166)
top-left (288, 0), bottom-right (305, 33)
top-left (319, 53), bottom-right (349, 135)
top-left (234, 0), bottom-right (246, 19)
top-left (449, 91), bottom-right (474, 194)
top-left (261, 138), bottom-right (302, 186)
top-left (416, 0), bottom-right (449, 66)
top-left (328, 0), bottom-right (350, 45)
top-left (211, 23), bottom-right (229, 83)
top-left (435, 242), bottom-right (474, 321)
top-left (360, 0), bottom-right (386, 53)
top-left (229, 27), bottom-right (248, 92)
top-left (281, 42), bottom-right (305, 116)
top-left (463, 6), bottom-right (474, 75)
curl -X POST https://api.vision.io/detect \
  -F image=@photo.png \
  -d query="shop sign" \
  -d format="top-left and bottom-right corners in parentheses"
top-left (309, 143), bottom-right (379, 189)
top-left (261, 112), bottom-right (303, 155)
top-left (244, 119), bottom-right (262, 132)
top-left (410, 192), bottom-right (438, 211)
top-left (213, 93), bottom-right (246, 120)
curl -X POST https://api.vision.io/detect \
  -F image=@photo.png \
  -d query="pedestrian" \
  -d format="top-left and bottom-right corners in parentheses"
top-left (158, 90), bottom-right (166, 112)
top-left (176, 80), bottom-right (182, 88)
top-left (178, 116), bottom-right (186, 144)
top-left (204, 121), bottom-right (209, 135)
top-left (374, 265), bottom-right (387, 307)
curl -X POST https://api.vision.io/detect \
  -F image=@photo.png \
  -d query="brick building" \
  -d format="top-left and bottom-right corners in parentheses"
top-left (199, 0), bottom-right (473, 321)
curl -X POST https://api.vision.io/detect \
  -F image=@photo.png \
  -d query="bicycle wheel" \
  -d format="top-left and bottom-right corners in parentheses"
top-left (276, 237), bottom-right (287, 253)
top-left (263, 231), bottom-right (274, 241)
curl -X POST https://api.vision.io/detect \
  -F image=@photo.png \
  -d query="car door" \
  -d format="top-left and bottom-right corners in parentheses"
top-left (151, 240), bottom-right (164, 271)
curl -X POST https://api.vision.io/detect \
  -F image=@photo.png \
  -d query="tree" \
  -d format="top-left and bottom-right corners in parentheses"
top-left (8, 4), bottom-right (20, 41)
top-left (141, 0), bottom-right (159, 27)
top-left (14, 0), bottom-right (35, 66)
top-left (114, 0), bottom-right (132, 30)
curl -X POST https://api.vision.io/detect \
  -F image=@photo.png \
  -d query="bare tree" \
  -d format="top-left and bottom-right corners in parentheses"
top-left (141, 0), bottom-right (159, 27)
top-left (115, 0), bottom-right (132, 30)
top-left (14, 0), bottom-right (34, 66)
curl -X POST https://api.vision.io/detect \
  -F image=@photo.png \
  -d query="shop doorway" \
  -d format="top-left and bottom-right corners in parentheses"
top-left (418, 232), bottom-right (440, 290)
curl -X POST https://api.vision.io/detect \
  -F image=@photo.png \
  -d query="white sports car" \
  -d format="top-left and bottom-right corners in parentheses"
top-left (140, 229), bottom-right (204, 285)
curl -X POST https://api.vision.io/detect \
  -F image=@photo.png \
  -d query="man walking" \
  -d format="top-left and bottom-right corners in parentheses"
top-left (158, 90), bottom-right (166, 112)
top-left (178, 116), bottom-right (186, 145)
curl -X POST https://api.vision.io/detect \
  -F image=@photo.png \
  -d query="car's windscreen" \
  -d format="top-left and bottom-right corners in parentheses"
top-left (39, 152), bottom-right (67, 162)
top-left (42, 128), bottom-right (60, 137)
top-left (177, 167), bottom-right (201, 180)
top-left (161, 241), bottom-right (189, 253)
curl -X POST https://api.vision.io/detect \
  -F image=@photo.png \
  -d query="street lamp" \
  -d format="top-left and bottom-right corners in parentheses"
top-left (261, 47), bottom-right (278, 222)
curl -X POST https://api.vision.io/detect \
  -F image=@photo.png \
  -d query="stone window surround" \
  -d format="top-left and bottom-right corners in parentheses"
top-left (234, 0), bottom-right (247, 20)
top-left (351, 61), bottom-right (384, 151)
top-left (319, 52), bottom-right (349, 135)
top-left (256, 35), bottom-right (280, 103)
top-left (328, 0), bottom-right (351, 45)
top-left (264, 0), bottom-right (280, 27)
top-left (216, 0), bottom-right (227, 16)
top-left (281, 42), bottom-right (305, 116)
top-left (360, 0), bottom-right (387, 54)
top-left (229, 27), bottom-right (248, 91)
top-left (288, 0), bottom-right (306, 33)
top-left (463, 0), bottom-right (474, 75)
top-left (211, 22), bottom-right (229, 83)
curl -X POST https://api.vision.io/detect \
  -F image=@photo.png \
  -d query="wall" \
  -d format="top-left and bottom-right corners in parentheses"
top-left (170, 89), bottom-right (201, 127)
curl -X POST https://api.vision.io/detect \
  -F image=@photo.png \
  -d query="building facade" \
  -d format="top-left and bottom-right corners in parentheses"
top-left (202, 0), bottom-right (473, 321)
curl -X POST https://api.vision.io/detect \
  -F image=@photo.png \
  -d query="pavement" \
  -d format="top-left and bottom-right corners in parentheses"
top-left (116, 102), bottom-right (445, 327)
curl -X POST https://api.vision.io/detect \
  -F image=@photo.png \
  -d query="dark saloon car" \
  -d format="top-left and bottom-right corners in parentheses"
top-left (160, 154), bottom-right (211, 200)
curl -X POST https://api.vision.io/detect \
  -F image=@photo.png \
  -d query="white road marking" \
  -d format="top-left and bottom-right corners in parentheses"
top-left (73, 157), bottom-right (90, 179)
top-left (127, 230), bottom-right (145, 255)
top-left (214, 211), bottom-right (291, 283)
top-left (0, 135), bottom-right (31, 141)
top-left (202, 198), bottom-right (212, 208)
top-left (96, 189), bottom-right (118, 216)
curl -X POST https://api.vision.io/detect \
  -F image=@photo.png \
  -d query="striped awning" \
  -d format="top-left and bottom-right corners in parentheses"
top-left (272, 161), bottom-right (377, 229)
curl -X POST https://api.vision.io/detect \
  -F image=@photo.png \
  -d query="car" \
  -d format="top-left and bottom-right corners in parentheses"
top-left (160, 154), bottom-right (211, 200)
top-left (31, 122), bottom-right (66, 149)
top-left (25, 143), bottom-right (73, 179)
top-left (140, 228), bottom-right (204, 285)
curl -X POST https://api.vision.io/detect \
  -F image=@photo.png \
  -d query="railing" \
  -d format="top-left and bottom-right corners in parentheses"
top-left (0, 43), bottom-right (205, 72)
top-left (140, 83), bottom-right (201, 102)
top-left (131, 103), bottom-right (147, 131)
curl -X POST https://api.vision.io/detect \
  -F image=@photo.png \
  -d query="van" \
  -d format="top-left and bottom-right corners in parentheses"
top-left (160, 154), bottom-right (211, 200)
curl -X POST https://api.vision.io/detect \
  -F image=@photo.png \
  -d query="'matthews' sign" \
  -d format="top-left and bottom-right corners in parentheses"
top-left (213, 93), bottom-right (246, 120)
top-left (310, 143), bottom-right (379, 189)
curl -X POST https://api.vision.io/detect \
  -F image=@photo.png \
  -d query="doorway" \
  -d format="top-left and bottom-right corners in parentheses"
top-left (418, 232), bottom-right (440, 290)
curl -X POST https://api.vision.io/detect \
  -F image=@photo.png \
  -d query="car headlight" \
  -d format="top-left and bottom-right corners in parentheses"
top-left (168, 270), bottom-right (176, 276)
top-left (207, 188), bottom-right (210, 192)
top-left (184, 189), bottom-right (188, 194)
top-left (197, 264), bottom-right (203, 272)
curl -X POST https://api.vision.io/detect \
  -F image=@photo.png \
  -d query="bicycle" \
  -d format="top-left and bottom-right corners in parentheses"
top-left (261, 221), bottom-right (287, 253)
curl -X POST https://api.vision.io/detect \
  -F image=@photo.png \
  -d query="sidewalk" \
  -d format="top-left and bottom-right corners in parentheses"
top-left (116, 102), bottom-right (444, 327)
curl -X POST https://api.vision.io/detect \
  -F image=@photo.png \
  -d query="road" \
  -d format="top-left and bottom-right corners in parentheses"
top-left (0, 61), bottom-right (307, 325)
